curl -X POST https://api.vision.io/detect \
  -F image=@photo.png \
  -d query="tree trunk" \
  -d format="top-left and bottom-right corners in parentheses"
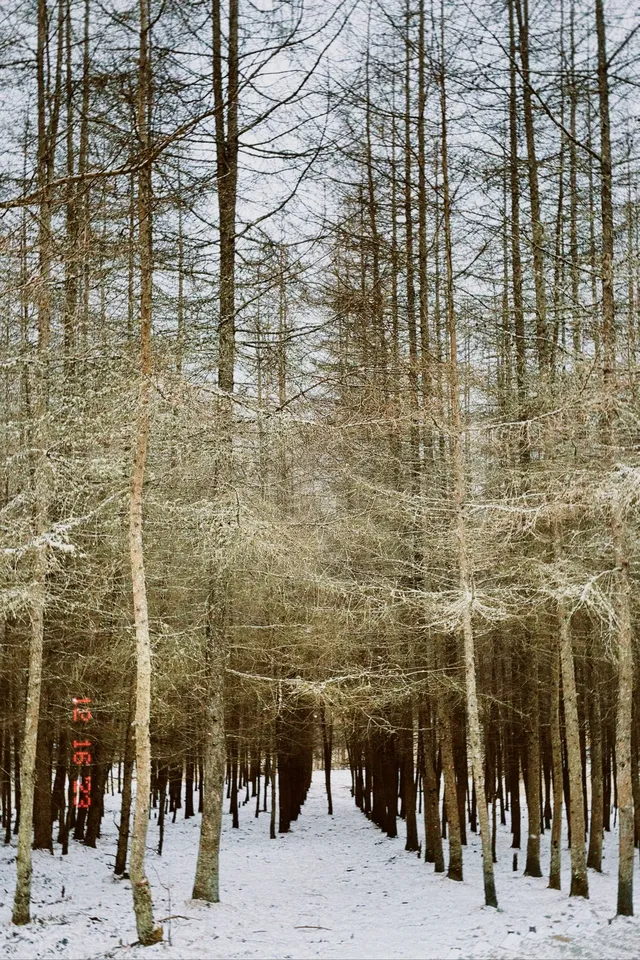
top-left (192, 628), bottom-right (226, 901)
top-left (515, 0), bottom-right (548, 371)
top-left (32, 690), bottom-right (53, 852)
top-left (115, 682), bottom-right (135, 876)
top-left (11, 566), bottom-right (45, 925)
top-left (587, 662), bottom-right (604, 871)
top-left (321, 708), bottom-right (333, 816)
top-left (84, 757), bottom-right (106, 848)
top-left (157, 766), bottom-right (168, 857)
top-left (438, 696), bottom-right (462, 881)
top-left (438, 30), bottom-right (496, 904)
top-left (402, 708), bottom-right (419, 851)
top-left (420, 705), bottom-right (445, 872)
top-left (558, 601), bottom-right (588, 897)
top-left (63, 0), bottom-right (77, 371)
top-left (595, 0), bottom-right (615, 380)
top-left (12, 0), bottom-right (62, 924)
top-left (595, 0), bottom-right (634, 917)
top-left (230, 739), bottom-right (239, 828)
top-left (128, 0), bottom-right (161, 943)
top-left (549, 650), bottom-right (563, 890)
top-left (2, 723), bottom-right (12, 844)
top-left (612, 499), bottom-right (634, 916)
top-left (270, 725), bottom-right (277, 840)
top-left (185, 758), bottom-right (195, 819)
top-left (524, 652), bottom-right (542, 878)
top-left (508, 0), bottom-right (526, 402)
top-left (213, 0), bottom-right (238, 395)
top-left (52, 729), bottom-right (67, 845)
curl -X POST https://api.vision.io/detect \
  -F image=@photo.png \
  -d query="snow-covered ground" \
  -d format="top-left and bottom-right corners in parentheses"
top-left (0, 769), bottom-right (638, 959)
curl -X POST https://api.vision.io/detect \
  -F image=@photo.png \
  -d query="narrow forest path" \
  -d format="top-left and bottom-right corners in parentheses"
top-left (1, 770), bottom-right (638, 959)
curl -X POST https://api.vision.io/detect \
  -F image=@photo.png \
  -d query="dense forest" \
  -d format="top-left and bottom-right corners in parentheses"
top-left (1, 0), bottom-right (640, 951)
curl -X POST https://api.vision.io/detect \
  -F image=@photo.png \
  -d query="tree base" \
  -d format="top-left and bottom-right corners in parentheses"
top-left (617, 879), bottom-right (633, 917)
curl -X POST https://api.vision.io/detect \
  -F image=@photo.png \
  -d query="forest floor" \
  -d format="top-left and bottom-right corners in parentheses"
top-left (0, 770), bottom-right (639, 959)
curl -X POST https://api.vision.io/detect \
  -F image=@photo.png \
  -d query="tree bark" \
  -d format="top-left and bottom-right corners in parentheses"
top-left (401, 708), bottom-right (419, 852)
top-left (11, 558), bottom-right (45, 925)
top-left (595, 0), bottom-right (634, 917)
top-left (192, 626), bottom-right (226, 901)
top-left (524, 651), bottom-right (542, 878)
top-left (587, 660), bottom-right (604, 871)
top-left (508, 0), bottom-right (526, 402)
top-left (558, 601), bottom-right (589, 898)
top-left (321, 707), bottom-right (333, 816)
top-left (439, 701), bottom-right (462, 881)
top-left (32, 689), bottom-right (53, 852)
top-left (595, 0), bottom-right (615, 380)
top-left (128, 0), bottom-right (161, 943)
top-left (213, 0), bottom-right (238, 394)
top-left (115, 684), bottom-right (135, 876)
top-left (420, 704), bottom-right (445, 872)
top-left (514, 0), bottom-right (549, 371)
top-left (438, 31), bottom-right (496, 904)
top-left (12, 0), bottom-right (62, 924)
top-left (549, 650), bottom-right (563, 890)
top-left (612, 499), bottom-right (634, 916)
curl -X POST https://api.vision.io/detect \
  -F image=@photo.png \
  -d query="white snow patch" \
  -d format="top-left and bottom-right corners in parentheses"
top-left (0, 770), bottom-right (638, 959)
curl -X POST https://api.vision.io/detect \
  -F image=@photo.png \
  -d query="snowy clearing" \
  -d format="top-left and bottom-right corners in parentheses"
top-left (0, 770), bottom-right (638, 960)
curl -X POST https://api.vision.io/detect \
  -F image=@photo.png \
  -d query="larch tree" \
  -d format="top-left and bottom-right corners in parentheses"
top-left (127, 0), bottom-right (162, 944)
